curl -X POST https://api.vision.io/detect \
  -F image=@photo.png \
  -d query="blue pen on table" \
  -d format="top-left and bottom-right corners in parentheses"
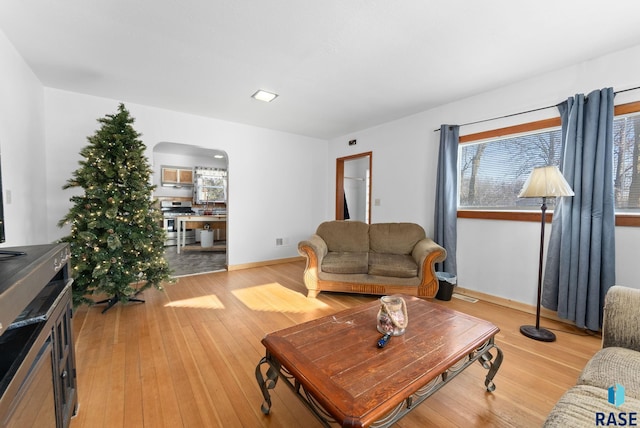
top-left (377, 333), bottom-right (391, 348)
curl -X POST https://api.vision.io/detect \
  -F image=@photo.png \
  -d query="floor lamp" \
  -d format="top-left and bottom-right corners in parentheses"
top-left (518, 166), bottom-right (574, 342)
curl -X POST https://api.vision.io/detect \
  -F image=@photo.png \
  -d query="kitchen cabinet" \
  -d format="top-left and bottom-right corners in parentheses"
top-left (161, 166), bottom-right (193, 187)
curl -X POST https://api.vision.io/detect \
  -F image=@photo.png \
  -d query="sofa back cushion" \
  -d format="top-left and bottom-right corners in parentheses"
top-left (369, 223), bottom-right (426, 255)
top-left (316, 221), bottom-right (369, 252)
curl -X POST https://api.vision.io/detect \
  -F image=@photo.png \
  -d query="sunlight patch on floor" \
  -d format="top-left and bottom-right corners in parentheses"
top-left (165, 294), bottom-right (225, 309)
top-left (232, 282), bottom-right (330, 313)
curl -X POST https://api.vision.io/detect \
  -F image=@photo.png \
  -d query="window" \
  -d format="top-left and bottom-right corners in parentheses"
top-left (459, 125), bottom-right (562, 210)
top-left (193, 166), bottom-right (227, 204)
top-left (613, 111), bottom-right (640, 211)
top-left (458, 102), bottom-right (640, 224)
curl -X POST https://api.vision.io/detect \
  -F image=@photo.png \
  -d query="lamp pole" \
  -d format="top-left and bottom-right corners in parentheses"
top-left (520, 196), bottom-right (556, 341)
top-left (518, 165), bottom-right (573, 342)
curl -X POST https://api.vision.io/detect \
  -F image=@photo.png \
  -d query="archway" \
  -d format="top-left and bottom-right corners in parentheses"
top-left (153, 142), bottom-right (228, 276)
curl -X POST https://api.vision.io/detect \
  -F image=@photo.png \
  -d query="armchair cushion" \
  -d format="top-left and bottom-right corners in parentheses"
top-left (544, 385), bottom-right (640, 427)
top-left (577, 346), bottom-right (640, 400)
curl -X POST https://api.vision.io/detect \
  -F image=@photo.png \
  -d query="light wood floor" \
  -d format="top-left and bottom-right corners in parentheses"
top-left (69, 261), bottom-right (601, 428)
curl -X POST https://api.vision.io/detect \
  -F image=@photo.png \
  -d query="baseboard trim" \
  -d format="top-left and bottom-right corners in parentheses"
top-left (228, 256), bottom-right (304, 271)
top-left (455, 286), bottom-right (577, 327)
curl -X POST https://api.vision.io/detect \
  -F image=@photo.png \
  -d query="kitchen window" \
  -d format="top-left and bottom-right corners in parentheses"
top-left (194, 167), bottom-right (227, 204)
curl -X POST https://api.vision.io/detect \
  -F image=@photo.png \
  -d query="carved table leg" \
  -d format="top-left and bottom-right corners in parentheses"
top-left (476, 339), bottom-right (504, 392)
top-left (255, 353), bottom-right (281, 415)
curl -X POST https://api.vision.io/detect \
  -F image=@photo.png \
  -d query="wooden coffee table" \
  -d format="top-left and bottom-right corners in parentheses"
top-left (255, 295), bottom-right (503, 427)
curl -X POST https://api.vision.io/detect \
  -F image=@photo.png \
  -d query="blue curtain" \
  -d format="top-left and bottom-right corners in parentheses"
top-left (434, 125), bottom-right (459, 275)
top-left (542, 88), bottom-right (616, 331)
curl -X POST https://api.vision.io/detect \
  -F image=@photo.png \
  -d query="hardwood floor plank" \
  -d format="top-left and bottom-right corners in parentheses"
top-left (122, 304), bottom-right (144, 427)
top-left (141, 290), bottom-right (185, 427)
top-left (155, 299), bottom-right (218, 427)
top-left (88, 308), bottom-right (118, 427)
top-left (105, 340), bottom-right (126, 426)
top-left (70, 260), bottom-right (601, 427)
top-left (137, 307), bottom-right (163, 428)
top-left (183, 325), bottom-right (245, 427)
top-left (70, 301), bottom-right (103, 427)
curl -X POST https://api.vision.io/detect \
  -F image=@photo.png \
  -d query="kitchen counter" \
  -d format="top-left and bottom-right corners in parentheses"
top-left (176, 215), bottom-right (226, 253)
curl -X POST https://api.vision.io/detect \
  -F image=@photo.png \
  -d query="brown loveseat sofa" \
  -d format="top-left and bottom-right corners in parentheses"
top-left (544, 286), bottom-right (640, 426)
top-left (297, 221), bottom-right (446, 298)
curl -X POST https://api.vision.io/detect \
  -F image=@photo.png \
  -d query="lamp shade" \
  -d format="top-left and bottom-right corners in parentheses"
top-left (518, 166), bottom-right (574, 198)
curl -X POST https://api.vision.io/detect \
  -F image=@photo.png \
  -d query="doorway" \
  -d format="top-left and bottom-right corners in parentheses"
top-left (153, 142), bottom-right (228, 276)
top-left (336, 152), bottom-right (372, 223)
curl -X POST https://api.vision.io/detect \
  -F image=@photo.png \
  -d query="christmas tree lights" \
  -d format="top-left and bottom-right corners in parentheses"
top-left (58, 104), bottom-right (172, 310)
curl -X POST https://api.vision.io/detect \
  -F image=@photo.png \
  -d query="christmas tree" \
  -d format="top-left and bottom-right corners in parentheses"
top-left (58, 104), bottom-right (172, 310)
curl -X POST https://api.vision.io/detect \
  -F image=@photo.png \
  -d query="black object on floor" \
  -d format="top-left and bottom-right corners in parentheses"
top-left (95, 293), bottom-right (145, 314)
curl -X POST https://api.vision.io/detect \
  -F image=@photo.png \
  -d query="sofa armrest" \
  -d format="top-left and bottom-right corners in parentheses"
top-left (298, 234), bottom-right (327, 263)
top-left (298, 235), bottom-right (328, 298)
top-left (602, 285), bottom-right (640, 352)
top-left (412, 238), bottom-right (447, 283)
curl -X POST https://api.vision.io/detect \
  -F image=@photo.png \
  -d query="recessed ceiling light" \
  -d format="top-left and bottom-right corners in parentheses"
top-left (251, 89), bottom-right (278, 102)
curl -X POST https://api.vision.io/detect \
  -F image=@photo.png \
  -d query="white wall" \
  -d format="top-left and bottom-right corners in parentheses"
top-left (0, 29), bottom-right (47, 247)
top-left (330, 112), bottom-right (438, 227)
top-left (329, 44), bottom-right (640, 305)
top-left (43, 89), bottom-right (328, 266)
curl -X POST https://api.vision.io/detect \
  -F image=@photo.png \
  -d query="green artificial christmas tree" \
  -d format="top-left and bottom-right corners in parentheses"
top-left (59, 104), bottom-right (172, 311)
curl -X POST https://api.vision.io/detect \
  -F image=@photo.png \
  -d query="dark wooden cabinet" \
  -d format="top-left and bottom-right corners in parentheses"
top-left (0, 244), bottom-right (78, 428)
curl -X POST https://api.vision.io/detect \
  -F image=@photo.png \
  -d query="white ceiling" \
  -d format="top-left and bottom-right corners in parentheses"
top-left (2, 1), bottom-right (640, 140)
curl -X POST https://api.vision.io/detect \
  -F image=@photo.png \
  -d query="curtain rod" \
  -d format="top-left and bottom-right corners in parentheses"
top-left (433, 85), bottom-right (640, 132)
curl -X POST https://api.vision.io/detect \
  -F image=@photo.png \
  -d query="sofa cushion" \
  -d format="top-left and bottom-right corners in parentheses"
top-left (602, 286), bottom-right (640, 352)
top-left (544, 385), bottom-right (640, 427)
top-left (368, 253), bottom-right (418, 278)
top-left (322, 251), bottom-right (369, 274)
top-left (369, 223), bottom-right (425, 255)
top-left (577, 347), bottom-right (640, 400)
top-left (316, 221), bottom-right (369, 252)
